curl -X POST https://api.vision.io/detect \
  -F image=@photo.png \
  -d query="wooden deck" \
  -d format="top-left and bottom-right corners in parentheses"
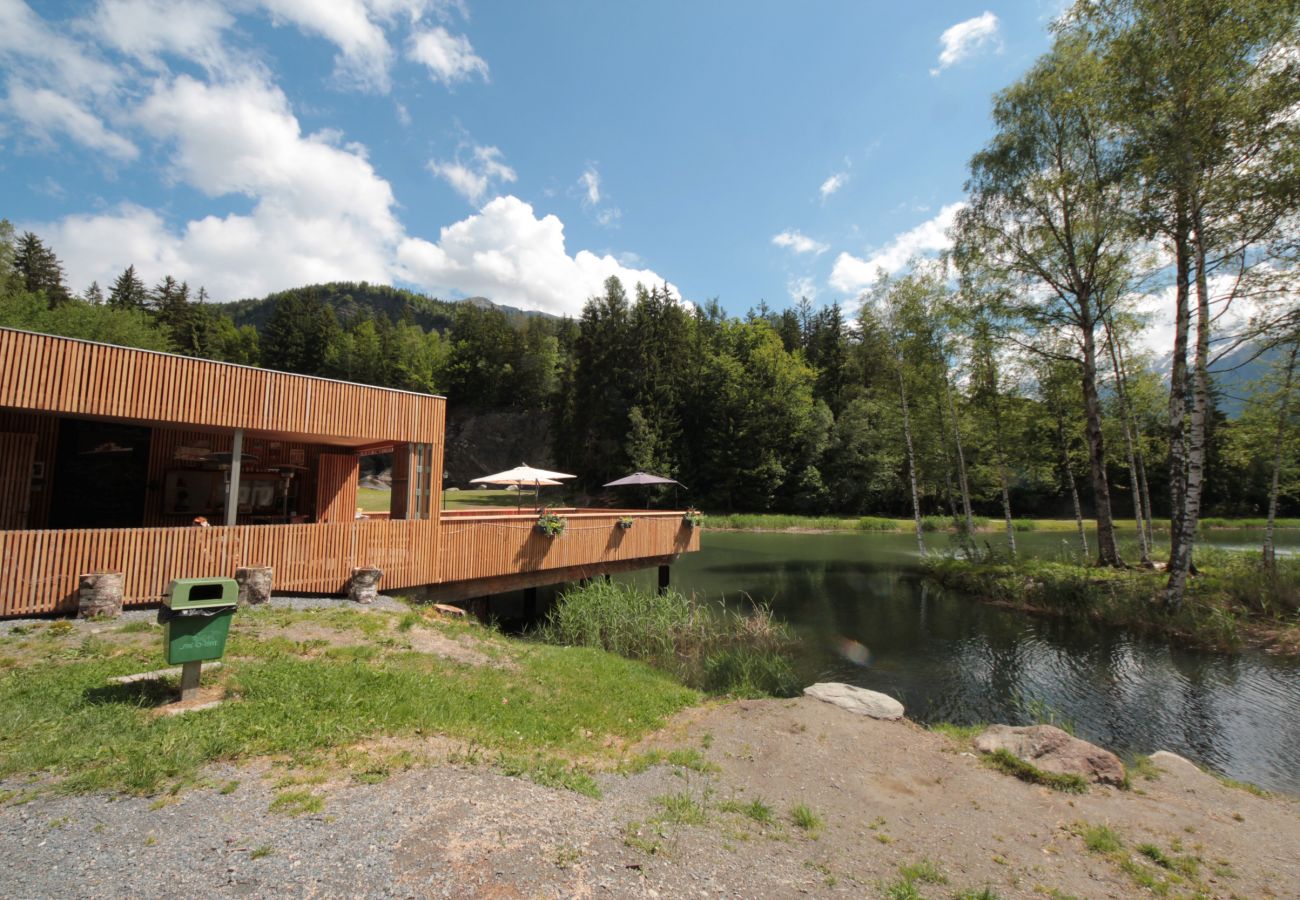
top-left (0, 328), bottom-right (699, 617)
top-left (0, 510), bottom-right (698, 616)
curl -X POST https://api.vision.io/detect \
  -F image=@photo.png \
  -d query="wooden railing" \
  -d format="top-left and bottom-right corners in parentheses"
top-left (0, 519), bottom-right (438, 617)
top-left (0, 511), bottom-right (700, 617)
top-left (437, 511), bottom-right (699, 585)
top-left (0, 327), bottom-right (444, 444)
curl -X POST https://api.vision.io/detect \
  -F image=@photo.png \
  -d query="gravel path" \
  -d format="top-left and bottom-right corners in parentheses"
top-left (3, 697), bottom-right (1298, 898)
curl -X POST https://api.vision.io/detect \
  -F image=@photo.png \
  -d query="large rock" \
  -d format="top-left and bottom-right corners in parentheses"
top-left (974, 725), bottom-right (1127, 786)
top-left (804, 682), bottom-right (904, 720)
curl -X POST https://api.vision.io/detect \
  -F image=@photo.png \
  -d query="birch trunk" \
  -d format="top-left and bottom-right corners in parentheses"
top-left (1264, 343), bottom-right (1298, 571)
top-left (944, 375), bottom-right (976, 538)
top-left (1081, 300), bottom-right (1123, 567)
top-left (898, 364), bottom-right (926, 557)
top-left (1166, 214), bottom-right (1212, 608)
top-left (1106, 323), bottom-right (1150, 563)
top-left (1057, 417), bottom-right (1089, 559)
top-left (991, 400), bottom-right (1017, 558)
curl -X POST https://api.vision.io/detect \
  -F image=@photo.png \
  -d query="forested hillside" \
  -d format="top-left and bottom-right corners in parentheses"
top-left (2, 216), bottom-right (1295, 533)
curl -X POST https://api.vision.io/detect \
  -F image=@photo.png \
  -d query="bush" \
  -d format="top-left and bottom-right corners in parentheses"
top-left (538, 581), bottom-right (799, 697)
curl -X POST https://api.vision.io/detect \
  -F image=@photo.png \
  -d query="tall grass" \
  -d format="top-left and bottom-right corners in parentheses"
top-left (537, 581), bottom-right (799, 697)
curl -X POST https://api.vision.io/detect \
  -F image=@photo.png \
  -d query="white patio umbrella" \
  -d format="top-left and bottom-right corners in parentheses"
top-left (471, 464), bottom-right (575, 509)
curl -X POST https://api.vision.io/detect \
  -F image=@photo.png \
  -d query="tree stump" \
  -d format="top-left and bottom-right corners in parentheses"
top-left (78, 572), bottom-right (123, 618)
top-left (235, 566), bottom-right (274, 606)
top-left (348, 567), bottom-right (383, 604)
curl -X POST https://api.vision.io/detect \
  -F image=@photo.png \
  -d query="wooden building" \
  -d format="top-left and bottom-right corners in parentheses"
top-left (0, 328), bottom-right (698, 617)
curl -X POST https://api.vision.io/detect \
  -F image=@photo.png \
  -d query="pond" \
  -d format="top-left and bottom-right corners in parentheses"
top-left (628, 528), bottom-right (1300, 794)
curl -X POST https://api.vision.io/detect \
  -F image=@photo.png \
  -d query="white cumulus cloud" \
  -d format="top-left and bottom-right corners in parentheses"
top-left (40, 71), bottom-right (402, 299)
top-left (829, 202), bottom-right (965, 294)
top-left (397, 195), bottom-right (675, 316)
top-left (89, 0), bottom-right (234, 71)
top-left (931, 11), bottom-right (1000, 75)
top-left (772, 230), bottom-right (828, 256)
top-left (819, 171), bottom-right (847, 200)
top-left (4, 85), bottom-right (137, 160)
top-left (407, 25), bottom-right (488, 86)
top-left (428, 143), bottom-right (516, 206)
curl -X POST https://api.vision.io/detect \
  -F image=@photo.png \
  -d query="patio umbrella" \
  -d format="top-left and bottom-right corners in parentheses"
top-left (602, 472), bottom-right (685, 508)
top-left (471, 464), bottom-right (575, 509)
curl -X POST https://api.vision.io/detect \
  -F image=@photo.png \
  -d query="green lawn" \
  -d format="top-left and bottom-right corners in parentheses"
top-left (357, 486), bottom-right (573, 513)
top-left (0, 604), bottom-right (697, 798)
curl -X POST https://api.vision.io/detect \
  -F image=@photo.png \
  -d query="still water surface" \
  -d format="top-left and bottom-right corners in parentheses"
top-left (628, 528), bottom-right (1300, 793)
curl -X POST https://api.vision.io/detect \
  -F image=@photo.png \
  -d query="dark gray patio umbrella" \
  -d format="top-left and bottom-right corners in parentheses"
top-left (602, 472), bottom-right (685, 508)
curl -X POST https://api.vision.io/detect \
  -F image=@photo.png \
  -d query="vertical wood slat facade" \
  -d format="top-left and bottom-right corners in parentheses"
top-left (0, 328), bottom-right (444, 444)
top-left (0, 434), bottom-right (37, 530)
top-left (316, 454), bottom-right (360, 524)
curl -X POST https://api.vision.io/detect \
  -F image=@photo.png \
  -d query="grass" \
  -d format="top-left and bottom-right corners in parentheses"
top-left (537, 581), bottom-right (799, 697)
top-left (653, 791), bottom-right (709, 825)
top-left (250, 845), bottom-right (274, 859)
top-left (0, 605), bottom-right (698, 797)
top-left (982, 749), bottom-right (1089, 793)
top-left (707, 513), bottom-right (1300, 534)
top-left (924, 548), bottom-right (1300, 652)
top-left (1074, 822), bottom-right (1207, 896)
top-left (269, 790), bottom-right (323, 816)
top-left (789, 802), bottom-right (823, 834)
top-left (717, 797), bottom-right (774, 824)
top-left (618, 747), bottom-right (716, 775)
top-left (927, 722), bottom-right (985, 746)
top-left (882, 859), bottom-right (948, 899)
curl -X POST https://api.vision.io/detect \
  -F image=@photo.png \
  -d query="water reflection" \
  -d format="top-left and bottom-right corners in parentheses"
top-left (623, 529), bottom-right (1300, 794)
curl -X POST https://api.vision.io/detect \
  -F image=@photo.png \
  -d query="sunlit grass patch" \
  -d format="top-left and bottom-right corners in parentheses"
top-left (0, 607), bottom-right (697, 798)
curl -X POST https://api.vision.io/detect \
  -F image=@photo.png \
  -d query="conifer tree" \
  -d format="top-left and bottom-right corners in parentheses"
top-left (13, 232), bottom-right (70, 307)
top-left (108, 265), bottom-right (148, 311)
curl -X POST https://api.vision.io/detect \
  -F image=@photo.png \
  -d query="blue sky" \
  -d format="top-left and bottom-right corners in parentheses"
top-left (1, 1), bottom-right (1064, 317)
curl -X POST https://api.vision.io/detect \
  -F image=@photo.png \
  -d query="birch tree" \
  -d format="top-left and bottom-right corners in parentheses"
top-left (954, 35), bottom-right (1133, 566)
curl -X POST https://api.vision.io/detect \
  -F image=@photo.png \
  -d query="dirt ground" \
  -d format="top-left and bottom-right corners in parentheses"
top-left (4, 695), bottom-right (1297, 898)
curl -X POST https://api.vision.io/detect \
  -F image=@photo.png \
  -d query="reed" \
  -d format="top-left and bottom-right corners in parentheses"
top-left (537, 581), bottom-right (799, 697)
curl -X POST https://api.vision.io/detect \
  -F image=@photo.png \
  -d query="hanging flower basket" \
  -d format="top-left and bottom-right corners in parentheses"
top-left (536, 511), bottom-right (567, 537)
top-left (683, 509), bottom-right (703, 528)
top-left (617, 516), bottom-right (635, 530)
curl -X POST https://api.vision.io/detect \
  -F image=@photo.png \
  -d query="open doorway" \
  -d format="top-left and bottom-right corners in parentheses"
top-left (356, 451), bottom-right (393, 519)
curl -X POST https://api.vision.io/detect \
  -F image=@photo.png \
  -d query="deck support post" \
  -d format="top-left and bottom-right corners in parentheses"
top-left (523, 587), bottom-right (538, 620)
top-left (179, 661), bottom-right (202, 702)
top-left (468, 596), bottom-right (490, 621)
top-left (657, 565), bottom-right (670, 596)
top-left (225, 428), bottom-right (244, 527)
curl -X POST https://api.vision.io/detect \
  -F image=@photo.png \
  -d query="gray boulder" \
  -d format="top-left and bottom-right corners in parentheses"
top-left (804, 682), bottom-right (904, 720)
top-left (974, 724), bottom-right (1127, 786)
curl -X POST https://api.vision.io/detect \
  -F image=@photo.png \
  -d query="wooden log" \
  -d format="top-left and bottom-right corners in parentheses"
top-left (78, 571), bottom-right (123, 618)
top-left (348, 566), bottom-right (383, 604)
top-left (235, 566), bottom-right (274, 606)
